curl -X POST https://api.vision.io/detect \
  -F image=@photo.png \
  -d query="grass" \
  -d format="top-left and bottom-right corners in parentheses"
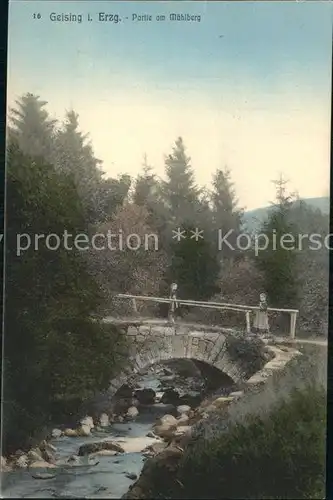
top-left (176, 383), bottom-right (326, 499)
top-left (148, 383), bottom-right (326, 500)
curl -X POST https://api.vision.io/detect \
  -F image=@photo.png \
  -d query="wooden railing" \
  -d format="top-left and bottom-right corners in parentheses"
top-left (115, 293), bottom-right (299, 339)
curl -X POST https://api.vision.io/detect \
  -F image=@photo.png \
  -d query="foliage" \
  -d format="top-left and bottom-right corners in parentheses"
top-left (3, 141), bottom-right (127, 453)
top-left (133, 154), bottom-right (157, 208)
top-left (3, 91), bottom-right (329, 455)
top-left (89, 202), bottom-right (167, 313)
top-left (289, 200), bottom-right (329, 336)
top-left (168, 223), bottom-right (220, 301)
top-left (169, 384), bottom-right (326, 499)
top-left (211, 166), bottom-right (243, 259)
top-left (100, 173), bottom-right (132, 220)
top-left (7, 92), bottom-right (56, 161)
top-left (225, 333), bottom-right (270, 374)
top-left (254, 175), bottom-right (300, 308)
top-left (162, 137), bottom-right (200, 226)
top-left (52, 109), bottom-right (106, 223)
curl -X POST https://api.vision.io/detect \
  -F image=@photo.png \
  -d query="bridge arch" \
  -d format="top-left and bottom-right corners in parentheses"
top-left (108, 325), bottom-right (266, 398)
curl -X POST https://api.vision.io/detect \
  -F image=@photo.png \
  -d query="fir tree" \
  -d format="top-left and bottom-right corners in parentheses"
top-left (101, 174), bottom-right (131, 218)
top-left (254, 174), bottom-right (299, 308)
top-left (53, 110), bottom-right (104, 223)
top-left (8, 92), bottom-right (56, 161)
top-left (130, 154), bottom-right (170, 252)
top-left (211, 167), bottom-right (243, 259)
top-left (169, 224), bottom-right (220, 301)
top-left (133, 154), bottom-right (157, 207)
top-left (3, 141), bottom-right (126, 453)
top-left (163, 137), bottom-right (200, 225)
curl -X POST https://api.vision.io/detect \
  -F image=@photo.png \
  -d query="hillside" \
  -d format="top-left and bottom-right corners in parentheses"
top-left (242, 196), bottom-right (329, 233)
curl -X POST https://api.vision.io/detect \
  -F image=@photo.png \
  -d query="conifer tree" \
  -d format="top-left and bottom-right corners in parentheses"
top-left (254, 174), bottom-right (299, 307)
top-left (53, 110), bottom-right (105, 223)
top-left (163, 137), bottom-right (200, 225)
top-left (211, 167), bottom-right (243, 259)
top-left (3, 141), bottom-right (126, 452)
top-left (101, 174), bottom-right (131, 219)
top-left (133, 154), bottom-right (157, 207)
top-left (169, 223), bottom-right (220, 301)
top-left (134, 154), bottom-right (171, 247)
top-left (212, 167), bottom-right (242, 229)
top-left (8, 92), bottom-right (56, 161)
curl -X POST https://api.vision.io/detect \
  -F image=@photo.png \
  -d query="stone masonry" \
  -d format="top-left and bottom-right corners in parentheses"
top-left (107, 322), bottom-right (272, 397)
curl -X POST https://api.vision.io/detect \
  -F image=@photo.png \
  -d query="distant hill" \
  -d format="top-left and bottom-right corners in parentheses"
top-left (242, 196), bottom-right (329, 233)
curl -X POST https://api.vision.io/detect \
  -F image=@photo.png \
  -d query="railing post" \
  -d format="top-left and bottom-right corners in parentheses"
top-left (245, 310), bottom-right (251, 334)
top-left (132, 298), bottom-right (137, 313)
top-left (290, 311), bottom-right (297, 339)
top-left (168, 282), bottom-right (178, 324)
top-left (168, 300), bottom-right (175, 324)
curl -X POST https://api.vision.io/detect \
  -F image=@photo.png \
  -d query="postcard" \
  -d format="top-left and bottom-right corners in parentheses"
top-left (1, 1), bottom-right (332, 498)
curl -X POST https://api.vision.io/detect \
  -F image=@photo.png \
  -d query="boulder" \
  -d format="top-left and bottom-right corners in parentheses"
top-left (176, 404), bottom-right (191, 416)
top-left (125, 472), bottom-right (138, 480)
top-left (153, 414), bottom-right (178, 439)
top-left (51, 428), bottom-right (63, 439)
top-left (39, 441), bottom-right (57, 463)
top-left (126, 406), bottom-right (139, 420)
top-left (16, 454), bottom-right (28, 468)
top-left (28, 460), bottom-right (57, 468)
top-left (80, 416), bottom-right (94, 429)
top-left (64, 428), bottom-right (78, 437)
top-left (31, 472), bottom-right (57, 479)
top-left (27, 449), bottom-right (44, 463)
top-left (146, 431), bottom-right (157, 438)
top-left (67, 455), bottom-right (81, 464)
top-left (116, 384), bottom-right (134, 399)
top-left (229, 391), bottom-right (244, 398)
top-left (114, 398), bottom-right (134, 415)
top-left (91, 449), bottom-right (119, 456)
top-left (161, 388), bottom-right (180, 405)
top-left (77, 424), bottom-right (91, 437)
top-left (78, 440), bottom-right (125, 456)
top-left (173, 425), bottom-right (192, 437)
top-left (212, 396), bottom-right (234, 408)
top-left (178, 427), bottom-right (193, 448)
top-left (162, 367), bottom-right (174, 376)
top-left (154, 425), bottom-right (176, 440)
top-left (99, 413), bottom-right (110, 427)
top-left (39, 440), bottom-right (56, 452)
top-left (156, 414), bottom-right (178, 427)
top-left (177, 414), bottom-right (189, 426)
top-left (154, 391), bottom-right (163, 403)
top-left (134, 388), bottom-right (156, 405)
top-left (142, 441), bottom-right (167, 457)
top-left (178, 394), bottom-right (201, 407)
top-left (41, 450), bottom-right (56, 464)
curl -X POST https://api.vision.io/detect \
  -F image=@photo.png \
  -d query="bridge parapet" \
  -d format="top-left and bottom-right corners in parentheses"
top-left (115, 294), bottom-right (299, 339)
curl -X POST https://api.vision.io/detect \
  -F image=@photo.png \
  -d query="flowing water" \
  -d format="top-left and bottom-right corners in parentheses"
top-left (1, 374), bottom-right (179, 499)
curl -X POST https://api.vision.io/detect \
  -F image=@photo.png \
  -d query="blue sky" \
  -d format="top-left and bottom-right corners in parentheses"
top-left (7, 0), bottom-right (333, 209)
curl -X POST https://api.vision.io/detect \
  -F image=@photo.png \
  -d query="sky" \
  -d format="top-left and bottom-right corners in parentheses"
top-left (7, 0), bottom-right (333, 210)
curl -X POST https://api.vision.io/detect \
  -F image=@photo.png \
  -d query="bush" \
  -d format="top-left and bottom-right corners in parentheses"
top-left (225, 333), bottom-right (270, 375)
top-left (173, 384), bottom-right (326, 499)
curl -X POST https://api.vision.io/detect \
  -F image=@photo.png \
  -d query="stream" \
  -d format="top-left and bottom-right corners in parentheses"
top-left (1, 372), bottom-right (200, 499)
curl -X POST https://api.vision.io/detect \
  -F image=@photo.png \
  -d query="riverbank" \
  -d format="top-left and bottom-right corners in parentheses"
top-left (122, 342), bottom-right (326, 500)
top-left (1, 363), bottom-right (210, 499)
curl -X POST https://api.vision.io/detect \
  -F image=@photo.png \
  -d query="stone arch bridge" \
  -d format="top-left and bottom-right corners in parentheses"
top-left (107, 321), bottom-right (273, 397)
